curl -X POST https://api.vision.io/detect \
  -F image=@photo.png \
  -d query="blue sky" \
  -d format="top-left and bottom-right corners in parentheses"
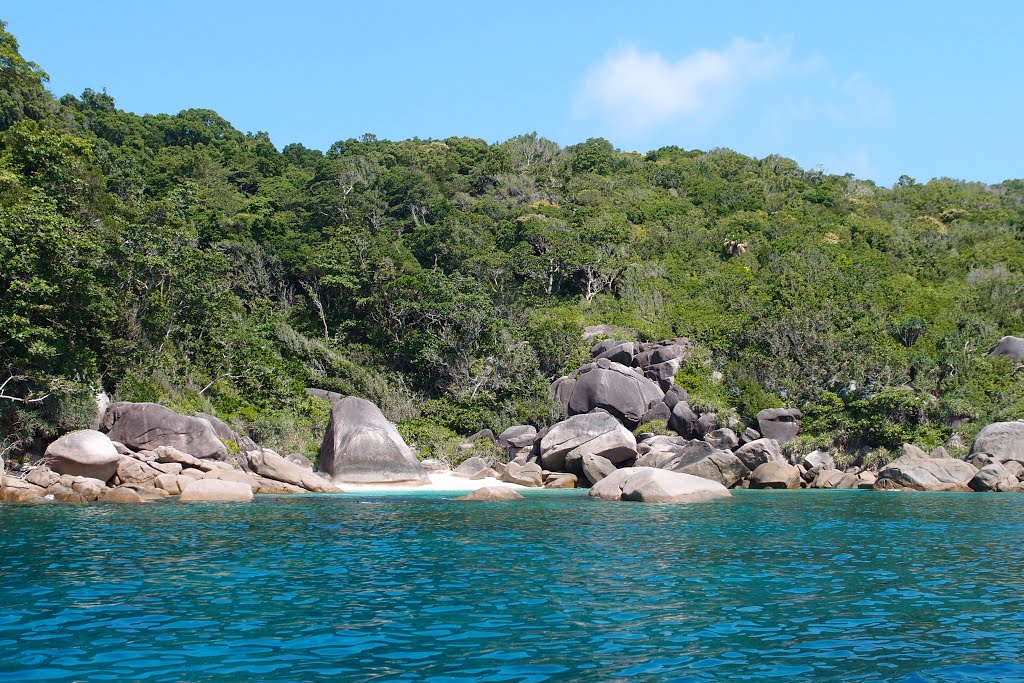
top-left (5, 1), bottom-right (1022, 185)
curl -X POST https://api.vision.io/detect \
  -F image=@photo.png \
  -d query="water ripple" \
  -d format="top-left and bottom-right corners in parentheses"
top-left (1, 490), bottom-right (1022, 681)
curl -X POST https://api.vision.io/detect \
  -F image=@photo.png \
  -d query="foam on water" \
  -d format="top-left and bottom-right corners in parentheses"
top-left (1, 490), bottom-right (1022, 682)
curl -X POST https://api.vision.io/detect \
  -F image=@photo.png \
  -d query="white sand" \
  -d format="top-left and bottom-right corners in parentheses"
top-left (336, 471), bottom-right (526, 494)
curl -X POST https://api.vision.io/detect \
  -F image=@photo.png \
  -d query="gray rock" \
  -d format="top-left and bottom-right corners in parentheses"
top-left (588, 467), bottom-right (731, 503)
top-left (455, 486), bottom-right (524, 501)
top-left (209, 469), bottom-right (262, 493)
top-left (595, 341), bottom-right (637, 365)
top-left (756, 408), bottom-right (802, 444)
top-left (154, 472), bottom-right (183, 495)
top-left (499, 461), bottom-right (543, 487)
top-left (99, 486), bottom-right (145, 503)
top-left (305, 387), bottom-right (344, 403)
top-left (675, 450), bottom-right (749, 489)
top-left (987, 335), bottom-right (1024, 363)
top-left (113, 456), bottom-right (162, 486)
top-left (195, 412), bottom-right (259, 460)
top-left (662, 385), bottom-right (688, 409)
top-left (455, 456), bottom-right (491, 475)
top-left (25, 466), bottom-right (60, 488)
top-left (44, 430), bottom-right (121, 482)
top-left (566, 361), bottom-right (664, 427)
top-left (552, 376), bottom-right (576, 416)
top-left (543, 473), bottom-right (578, 489)
top-left (801, 450), bottom-right (835, 472)
top-left (285, 453), bottom-right (315, 470)
top-left (103, 403), bottom-right (228, 460)
top-left (0, 476), bottom-right (49, 503)
top-left (668, 401), bottom-right (702, 438)
top-left (634, 344), bottom-right (687, 368)
top-left (704, 428), bottom-right (739, 450)
top-left (740, 427), bottom-right (761, 445)
top-left (1004, 460), bottom-right (1024, 479)
top-left (581, 453), bottom-right (617, 486)
top-left (252, 476), bottom-right (306, 494)
top-left (749, 461), bottom-right (802, 489)
top-left (497, 425), bottom-right (538, 450)
top-left (539, 412), bottom-right (637, 471)
top-left (969, 463), bottom-right (1020, 492)
top-left (971, 421), bottom-right (1024, 464)
top-left (811, 469), bottom-right (860, 489)
top-left (734, 438), bottom-right (784, 471)
top-left (179, 479), bottom-right (254, 502)
top-left (318, 396), bottom-right (428, 484)
top-left (639, 402), bottom-right (672, 425)
top-left (248, 449), bottom-right (338, 493)
top-left (467, 467), bottom-right (499, 480)
top-left (875, 453), bottom-right (978, 491)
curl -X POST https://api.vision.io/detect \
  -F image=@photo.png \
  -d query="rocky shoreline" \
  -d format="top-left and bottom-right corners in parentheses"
top-left (3, 335), bottom-right (1023, 505)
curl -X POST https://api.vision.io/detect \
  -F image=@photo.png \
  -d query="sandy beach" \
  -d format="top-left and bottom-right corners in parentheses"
top-left (336, 471), bottom-right (527, 494)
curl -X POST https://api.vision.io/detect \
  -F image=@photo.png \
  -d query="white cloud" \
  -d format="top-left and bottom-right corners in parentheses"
top-left (574, 39), bottom-right (788, 134)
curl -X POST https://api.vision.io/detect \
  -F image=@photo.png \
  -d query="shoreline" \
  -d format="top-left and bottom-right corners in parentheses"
top-left (336, 471), bottom-right (528, 494)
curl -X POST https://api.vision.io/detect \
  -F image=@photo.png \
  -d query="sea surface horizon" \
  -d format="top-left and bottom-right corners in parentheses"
top-left (1, 489), bottom-right (1022, 682)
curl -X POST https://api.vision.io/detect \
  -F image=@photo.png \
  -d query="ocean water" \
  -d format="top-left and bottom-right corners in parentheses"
top-left (1, 489), bottom-right (1023, 682)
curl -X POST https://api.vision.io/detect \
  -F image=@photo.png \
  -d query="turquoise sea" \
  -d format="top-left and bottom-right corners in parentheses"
top-left (1, 489), bottom-right (1023, 682)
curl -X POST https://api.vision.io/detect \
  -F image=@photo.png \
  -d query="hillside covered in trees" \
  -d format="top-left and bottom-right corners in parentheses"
top-left (2, 21), bottom-right (1022, 465)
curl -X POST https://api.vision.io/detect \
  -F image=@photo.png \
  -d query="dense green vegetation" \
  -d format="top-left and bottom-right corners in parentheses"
top-left (1, 21), bottom-right (1022, 463)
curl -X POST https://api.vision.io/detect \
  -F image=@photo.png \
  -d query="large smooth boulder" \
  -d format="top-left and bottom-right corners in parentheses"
top-left (455, 486), bottom-right (524, 501)
top-left (971, 422), bottom-right (1024, 464)
top-left (540, 412), bottom-right (637, 471)
top-left (749, 462), bottom-right (802, 489)
top-left (44, 430), bottom-right (121, 482)
top-left (565, 360), bottom-right (664, 427)
top-left (988, 336), bottom-right (1024, 363)
top-left (103, 403), bottom-right (227, 460)
top-left (318, 397), bottom-right (427, 484)
top-left (734, 438), bottom-right (784, 471)
top-left (247, 449), bottom-right (338, 493)
top-left (875, 453), bottom-right (978, 491)
top-left (179, 479), bottom-right (254, 502)
top-left (757, 408), bottom-right (802, 444)
top-left (588, 467), bottom-right (731, 503)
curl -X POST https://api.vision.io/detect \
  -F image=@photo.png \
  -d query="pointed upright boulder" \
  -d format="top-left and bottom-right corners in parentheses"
top-left (319, 397), bottom-right (428, 484)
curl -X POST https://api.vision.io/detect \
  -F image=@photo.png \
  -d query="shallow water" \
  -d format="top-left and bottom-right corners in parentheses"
top-left (1, 489), bottom-right (1023, 682)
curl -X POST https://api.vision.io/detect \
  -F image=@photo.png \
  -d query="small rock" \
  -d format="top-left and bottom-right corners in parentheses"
top-left (99, 487), bottom-right (145, 503)
top-left (456, 486), bottom-right (524, 501)
top-left (749, 462), bottom-right (802, 489)
top-left (179, 479), bottom-right (254, 502)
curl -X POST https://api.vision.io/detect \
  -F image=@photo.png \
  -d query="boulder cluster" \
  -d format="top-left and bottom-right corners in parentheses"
top-left (484, 337), bottom-right (1024, 499)
top-left (1, 401), bottom-right (348, 504)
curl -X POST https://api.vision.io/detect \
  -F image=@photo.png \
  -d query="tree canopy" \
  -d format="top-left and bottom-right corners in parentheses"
top-left (2, 21), bottom-right (1022, 462)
